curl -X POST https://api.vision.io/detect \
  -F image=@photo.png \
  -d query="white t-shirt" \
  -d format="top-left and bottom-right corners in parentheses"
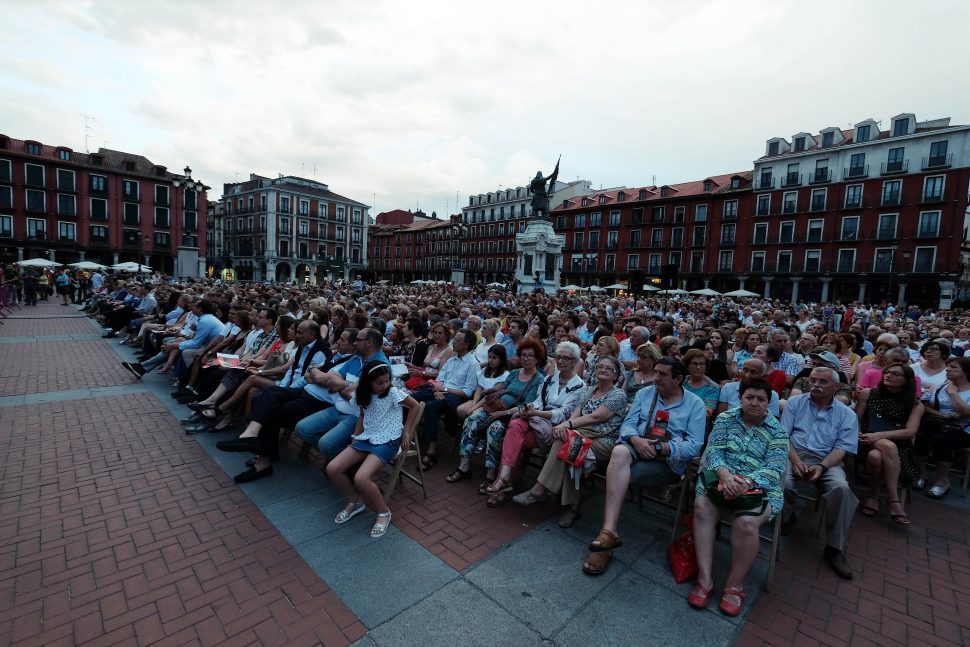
top-left (355, 386), bottom-right (408, 445)
top-left (913, 363), bottom-right (947, 400)
top-left (477, 369), bottom-right (510, 391)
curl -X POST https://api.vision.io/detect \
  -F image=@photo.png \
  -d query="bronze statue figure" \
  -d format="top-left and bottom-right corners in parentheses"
top-left (529, 156), bottom-right (560, 218)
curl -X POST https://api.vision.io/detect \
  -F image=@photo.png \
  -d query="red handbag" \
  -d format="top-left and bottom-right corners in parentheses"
top-left (556, 428), bottom-right (593, 467)
top-left (667, 513), bottom-right (699, 584)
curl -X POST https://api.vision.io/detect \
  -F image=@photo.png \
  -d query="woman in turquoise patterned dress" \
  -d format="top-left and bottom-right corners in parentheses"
top-left (687, 379), bottom-right (788, 617)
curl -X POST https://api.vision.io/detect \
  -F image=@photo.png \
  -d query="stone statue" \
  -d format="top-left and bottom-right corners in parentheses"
top-left (529, 156), bottom-right (560, 218)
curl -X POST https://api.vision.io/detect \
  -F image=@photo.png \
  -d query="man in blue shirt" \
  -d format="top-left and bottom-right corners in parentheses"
top-left (123, 300), bottom-right (223, 378)
top-left (501, 318), bottom-right (526, 368)
top-left (582, 358), bottom-right (705, 576)
top-left (780, 366), bottom-right (859, 580)
top-left (215, 320), bottom-right (329, 482)
top-left (294, 327), bottom-right (389, 460)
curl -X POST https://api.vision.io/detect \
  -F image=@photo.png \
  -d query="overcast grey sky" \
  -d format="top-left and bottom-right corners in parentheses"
top-left (2, 0), bottom-right (967, 215)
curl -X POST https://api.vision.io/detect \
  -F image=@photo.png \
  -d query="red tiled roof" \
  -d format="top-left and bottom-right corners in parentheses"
top-left (552, 172), bottom-right (751, 212)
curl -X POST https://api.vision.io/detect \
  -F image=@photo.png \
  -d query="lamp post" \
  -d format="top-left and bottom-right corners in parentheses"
top-left (171, 166), bottom-right (204, 278)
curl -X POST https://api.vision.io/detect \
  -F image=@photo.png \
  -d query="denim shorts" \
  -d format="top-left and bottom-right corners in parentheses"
top-left (351, 437), bottom-right (400, 464)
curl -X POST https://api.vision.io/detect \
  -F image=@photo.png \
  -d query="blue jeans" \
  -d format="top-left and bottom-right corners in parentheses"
top-left (295, 407), bottom-right (358, 459)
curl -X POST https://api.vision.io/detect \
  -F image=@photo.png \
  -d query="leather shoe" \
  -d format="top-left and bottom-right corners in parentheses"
top-left (216, 437), bottom-right (259, 453)
top-left (233, 466), bottom-right (273, 483)
top-left (824, 547), bottom-right (853, 580)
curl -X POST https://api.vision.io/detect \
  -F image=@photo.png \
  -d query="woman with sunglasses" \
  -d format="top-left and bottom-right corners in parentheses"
top-left (854, 364), bottom-right (923, 524)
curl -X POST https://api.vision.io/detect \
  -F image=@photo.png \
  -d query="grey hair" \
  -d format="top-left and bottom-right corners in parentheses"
top-left (556, 341), bottom-right (581, 361)
top-left (810, 366), bottom-right (840, 382)
top-left (884, 348), bottom-right (910, 364)
top-left (595, 354), bottom-right (624, 383)
top-left (631, 326), bottom-right (649, 339)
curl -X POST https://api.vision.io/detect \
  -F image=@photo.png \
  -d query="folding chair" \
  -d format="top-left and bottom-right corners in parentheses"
top-left (383, 402), bottom-right (427, 503)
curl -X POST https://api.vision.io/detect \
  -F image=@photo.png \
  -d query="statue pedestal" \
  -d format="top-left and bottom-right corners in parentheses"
top-left (515, 218), bottom-right (563, 293)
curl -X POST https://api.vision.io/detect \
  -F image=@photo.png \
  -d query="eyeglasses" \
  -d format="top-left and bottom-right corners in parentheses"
top-left (597, 365), bottom-right (617, 373)
top-left (554, 355), bottom-right (575, 361)
top-left (884, 371), bottom-right (905, 377)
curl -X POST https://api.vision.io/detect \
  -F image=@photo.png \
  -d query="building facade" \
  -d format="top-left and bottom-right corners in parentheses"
top-left (0, 135), bottom-right (208, 275)
top-left (216, 174), bottom-right (369, 283)
top-left (367, 210), bottom-right (463, 283)
top-left (752, 113), bottom-right (970, 305)
top-left (460, 179), bottom-right (593, 284)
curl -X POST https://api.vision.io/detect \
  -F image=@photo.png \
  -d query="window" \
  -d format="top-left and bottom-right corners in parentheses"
top-left (722, 200), bottom-right (738, 219)
top-left (123, 203), bottom-right (139, 225)
top-left (575, 213), bottom-right (586, 228)
top-left (720, 223), bottom-right (735, 245)
top-left (918, 211), bottom-right (940, 238)
top-left (756, 194), bottom-right (770, 216)
top-left (730, 177), bottom-right (741, 189)
top-left (280, 196), bottom-right (291, 213)
top-left (671, 227), bottom-right (683, 248)
top-left (893, 117), bottom-right (909, 136)
top-left (629, 230), bottom-right (641, 247)
top-left (57, 194), bottom-right (75, 216)
top-left (279, 218), bottom-right (290, 235)
top-left (669, 250), bottom-right (681, 269)
top-left (786, 163), bottom-right (800, 186)
top-left (299, 220), bottom-right (309, 236)
top-left (90, 198), bottom-right (107, 220)
top-left (608, 210), bottom-right (620, 227)
top-left (650, 228), bottom-right (663, 248)
top-left (776, 251), bottom-right (792, 273)
top-left (56, 169), bottom-right (75, 191)
top-left (793, 137), bottom-right (806, 152)
top-left (589, 231), bottom-right (600, 249)
top-left (279, 239), bottom-right (289, 256)
top-left (25, 163), bottom-right (44, 187)
top-left (804, 250), bottom-right (821, 272)
top-left (26, 142), bottom-right (41, 155)
top-left (821, 131), bottom-right (834, 147)
top-left (856, 124), bottom-right (871, 143)
top-left (299, 200), bottom-right (309, 215)
top-left (54, 221), bottom-right (75, 241)
top-left (123, 180), bottom-right (138, 199)
top-left (154, 184), bottom-right (169, 206)
top-left (767, 141), bottom-right (779, 156)
top-left (840, 216), bottom-right (859, 241)
top-left (718, 250), bottom-right (734, 271)
top-left (837, 249), bottom-right (856, 273)
top-left (782, 191), bottom-right (797, 214)
top-left (692, 226), bottom-right (706, 247)
top-left (0, 159), bottom-right (9, 182)
top-left (336, 226), bottom-right (345, 241)
top-left (759, 168), bottom-right (773, 189)
top-left (155, 232), bottom-right (170, 247)
top-left (648, 254), bottom-right (661, 272)
top-left (0, 215), bottom-right (11, 237)
top-left (154, 207), bottom-right (169, 227)
top-left (26, 189), bottom-right (45, 212)
top-left (607, 230), bottom-right (619, 248)
top-left (913, 247), bottom-right (936, 273)
top-left (886, 147), bottom-right (905, 173)
top-left (90, 175), bottom-right (107, 192)
top-left (573, 232), bottom-right (583, 250)
top-left (844, 184), bottom-right (863, 209)
top-left (813, 159), bottom-right (829, 183)
top-left (672, 206), bottom-right (685, 223)
top-left (184, 212), bottom-right (197, 230)
top-left (923, 176), bottom-right (944, 201)
top-left (750, 252), bottom-right (765, 272)
top-left (590, 212), bottom-right (601, 226)
top-left (807, 219), bottom-right (823, 243)
top-left (877, 214), bottom-right (897, 239)
top-left (690, 252), bottom-right (704, 273)
top-left (928, 141), bottom-right (949, 167)
top-left (632, 207), bottom-right (644, 223)
top-left (627, 254), bottom-right (639, 270)
top-left (847, 153), bottom-right (866, 178)
top-left (810, 188), bottom-right (826, 211)
top-left (651, 206), bottom-right (664, 223)
top-left (882, 180), bottom-right (901, 206)
top-left (753, 222), bottom-right (768, 244)
top-left (695, 204), bottom-right (707, 222)
top-left (27, 218), bottom-right (45, 239)
top-left (778, 220), bottom-right (795, 243)
top-left (299, 242), bottom-right (309, 258)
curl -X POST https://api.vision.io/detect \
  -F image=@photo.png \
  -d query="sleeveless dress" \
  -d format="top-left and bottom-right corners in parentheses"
top-left (864, 391), bottom-right (918, 486)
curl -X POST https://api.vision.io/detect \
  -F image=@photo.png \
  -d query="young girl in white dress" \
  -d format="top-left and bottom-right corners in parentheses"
top-left (326, 361), bottom-right (420, 538)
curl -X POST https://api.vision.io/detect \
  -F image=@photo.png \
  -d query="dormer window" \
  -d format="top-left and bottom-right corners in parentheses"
top-left (821, 131), bottom-right (834, 147)
top-left (581, 198), bottom-right (590, 207)
top-left (638, 189), bottom-right (647, 200)
top-left (856, 125), bottom-right (871, 143)
top-left (767, 141), bottom-right (779, 156)
top-left (562, 200), bottom-right (569, 209)
top-left (26, 142), bottom-right (41, 155)
top-left (730, 177), bottom-right (741, 189)
top-left (793, 137), bottom-right (806, 152)
top-left (893, 118), bottom-right (910, 136)
top-left (57, 149), bottom-right (71, 161)
top-left (598, 196), bottom-right (606, 205)
top-left (660, 187), bottom-right (670, 197)
top-left (154, 166), bottom-right (166, 177)
top-left (125, 161), bottom-right (135, 171)
top-left (703, 181), bottom-right (713, 192)
top-left (617, 191), bottom-right (626, 202)
top-left (91, 154), bottom-right (103, 166)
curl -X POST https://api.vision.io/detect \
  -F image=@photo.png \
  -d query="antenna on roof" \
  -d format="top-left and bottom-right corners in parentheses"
top-left (652, 175), bottom-right (656, 186)
top-left (313, 163), bottom-right (317, 179)
top-left (82, 114), bottom-right (94, 153)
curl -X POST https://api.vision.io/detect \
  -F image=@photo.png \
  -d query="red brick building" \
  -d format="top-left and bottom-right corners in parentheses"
top-left (0, 135), bottom-right (208, 275)
top-left (554, 173), bottom-right (754, 291)
top-left (367, 210), bottom-right (463, 283)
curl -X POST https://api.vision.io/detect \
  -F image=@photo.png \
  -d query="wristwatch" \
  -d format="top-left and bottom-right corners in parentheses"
top-left (258, 368), bottom-right (264, 375)
top-left (653, 442), bottom-right (663, 455)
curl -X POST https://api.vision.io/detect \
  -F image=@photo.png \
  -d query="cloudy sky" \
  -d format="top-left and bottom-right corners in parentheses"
top-left (2, 0), bottom-right (967, 215)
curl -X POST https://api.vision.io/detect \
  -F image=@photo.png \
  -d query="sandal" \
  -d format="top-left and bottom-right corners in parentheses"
top-left (588, 527), bottom-right (623, 553)
top-left (334, 501), bottom-right (366, 524)
top-left (370, 512), bottom-right (392, 538)
top-left (718, 586), bottom-right (746, 617)
top-left (582, 550), bottom-right (613, 576)
top-left (486, 489), bottom-right (513, 508)
top-left (421, 454), bottom-right (438, 471)
top-left (445, 468), bottom-right (472, 483)
top-left (888, 500), bottom-right (910, 526)
top-left (687, 581), bottom-right (716, 609)
top-left (860, 497), bottom-right (879, 517)
top-left (512, 490), bottom-right (548, 506)
top-left (477, 478), bottom-right (495, 495)
top-left (485, 477), bottom-right (512, 495)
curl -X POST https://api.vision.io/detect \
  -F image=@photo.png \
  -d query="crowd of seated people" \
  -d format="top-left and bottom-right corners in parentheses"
top-left (90, 275), bottom-right (970, 612)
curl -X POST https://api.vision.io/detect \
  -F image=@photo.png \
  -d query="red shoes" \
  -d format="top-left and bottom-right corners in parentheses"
top-left (687, 581), bottom-right (715, 609)
top-left (718, 586), bottom-right (747, 617)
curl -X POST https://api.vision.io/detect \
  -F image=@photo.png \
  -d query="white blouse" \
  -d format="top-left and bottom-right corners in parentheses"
top-left (355, 386), bottom-right (408, 445)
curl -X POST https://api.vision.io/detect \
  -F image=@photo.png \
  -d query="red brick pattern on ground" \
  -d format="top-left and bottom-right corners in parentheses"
top-left (739, 497), bottom-right (970, 647)
top-left (0, 340), bottom-right (136, 396)
top-left (292, 437), bottom-right (559, 572)
top-left (2, 306), bottom-right (94, 336)
top-left (0, 394), bottom-right (365, 646)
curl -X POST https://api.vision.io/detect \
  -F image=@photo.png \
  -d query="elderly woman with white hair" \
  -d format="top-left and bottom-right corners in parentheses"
top-left (475, 318), bottom-right (501, 366)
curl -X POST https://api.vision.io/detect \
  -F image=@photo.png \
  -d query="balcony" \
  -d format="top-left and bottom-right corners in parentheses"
top-left (781, 173), bottom-right (802, 188)
top-left (876, 228), bottom-right (897, 240)
top-left (840, 230), bottom-right (858, 242)
top-left (123, 191), bottom-right (140, 201)
top-left (722, 211), bottom-right (737, 221)
top-left (691, 239), bottom-right (706, 248)
top-left (89, 237), bottom-right (109, 247)
top-left (755, 177), bottom-right (774, 190)
top-left (843, 197), bottom-right (864, 210)
top-left (29, 232), bottom-right (47, 242)
top-left (873, 262), bottom-right (893, 273)
top-left (922, 154), bottom-right (952, 170)
top-left (719, 237), bottom-right (736, 247)
top-left (746, 262), bottom-right (774, 273)
top-left (756, 203), bottom-right (770, 216)
top-left (122, 238), bottom-right (141, 250)
top-left (880, 192), bottom-right (901, 207)
top-left (843, 165), bottom-right (869, 180)
top-left (751, 236), bottom-right (769, 246)
top-left (154, 242), bottom-right (171, 252)
top-left (803, 264), bottom-right (822, 274)
top-left (916, 227), bottom-right (941, 239)
top-left (781, 203), bottom-right (797, 215)
top-left (716, 264), bottom-right (734, 273)
top-left (809, 169), bottom-right (832, 184)
top-left (880, 159), bottom-right (909, 175)
top-left (809, 197), bottom-right (827, 212)
top-left (921, 190), bottom-right (944, 204)
top-left (26, 202), bottom-right (47, 214)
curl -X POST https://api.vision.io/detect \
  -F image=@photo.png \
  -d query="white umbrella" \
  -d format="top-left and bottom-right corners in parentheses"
top-left (690, 288), bottom-right (721, 296)
top-left (111, 262), bottom-right (152, 273)
top-left (17, 258), bottom-right (61, 268)
top-left (588, 285), bottom-right (605, 292)
top-left (559, 284), bottom-right (583, 291)
top-left (69, 261), bottom-right (108, 270)
top-left (603, 283), bottom-right (628, 290)
top-left (659, 288), bottom-right (688, 295)
top-left (486, 281), bottom-right (506, 287)
top-left (723, 289), bottom-right (761, 298)
top-left (410, 279), bottom-right (426, 285)
top-left (640, 285), bottom-right (660, 292)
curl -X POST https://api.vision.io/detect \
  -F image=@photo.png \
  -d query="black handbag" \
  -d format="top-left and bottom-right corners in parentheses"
top-left (698, 468), bottom-right (768, 516)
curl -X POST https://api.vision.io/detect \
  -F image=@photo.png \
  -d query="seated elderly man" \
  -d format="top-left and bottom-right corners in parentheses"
top-left (122, 299), bottom-right (223, 378)
top-left (410, 329), bottom-right (480, 470)
top-left (582, 358), bottom-right (706, 576)
top-left (717, 358), bottom-right (781, 417)
top-left (781, 366), bottom-right (859, 579)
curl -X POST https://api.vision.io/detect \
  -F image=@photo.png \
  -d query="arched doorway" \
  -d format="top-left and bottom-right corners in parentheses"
top-left (276, 262), bottom-right (291, 281)
top-left (296, 263), bottom-right (311, 283)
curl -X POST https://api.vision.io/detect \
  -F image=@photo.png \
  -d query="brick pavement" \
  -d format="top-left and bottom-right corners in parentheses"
top-left (0, 306), bottom-right (365, 646)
